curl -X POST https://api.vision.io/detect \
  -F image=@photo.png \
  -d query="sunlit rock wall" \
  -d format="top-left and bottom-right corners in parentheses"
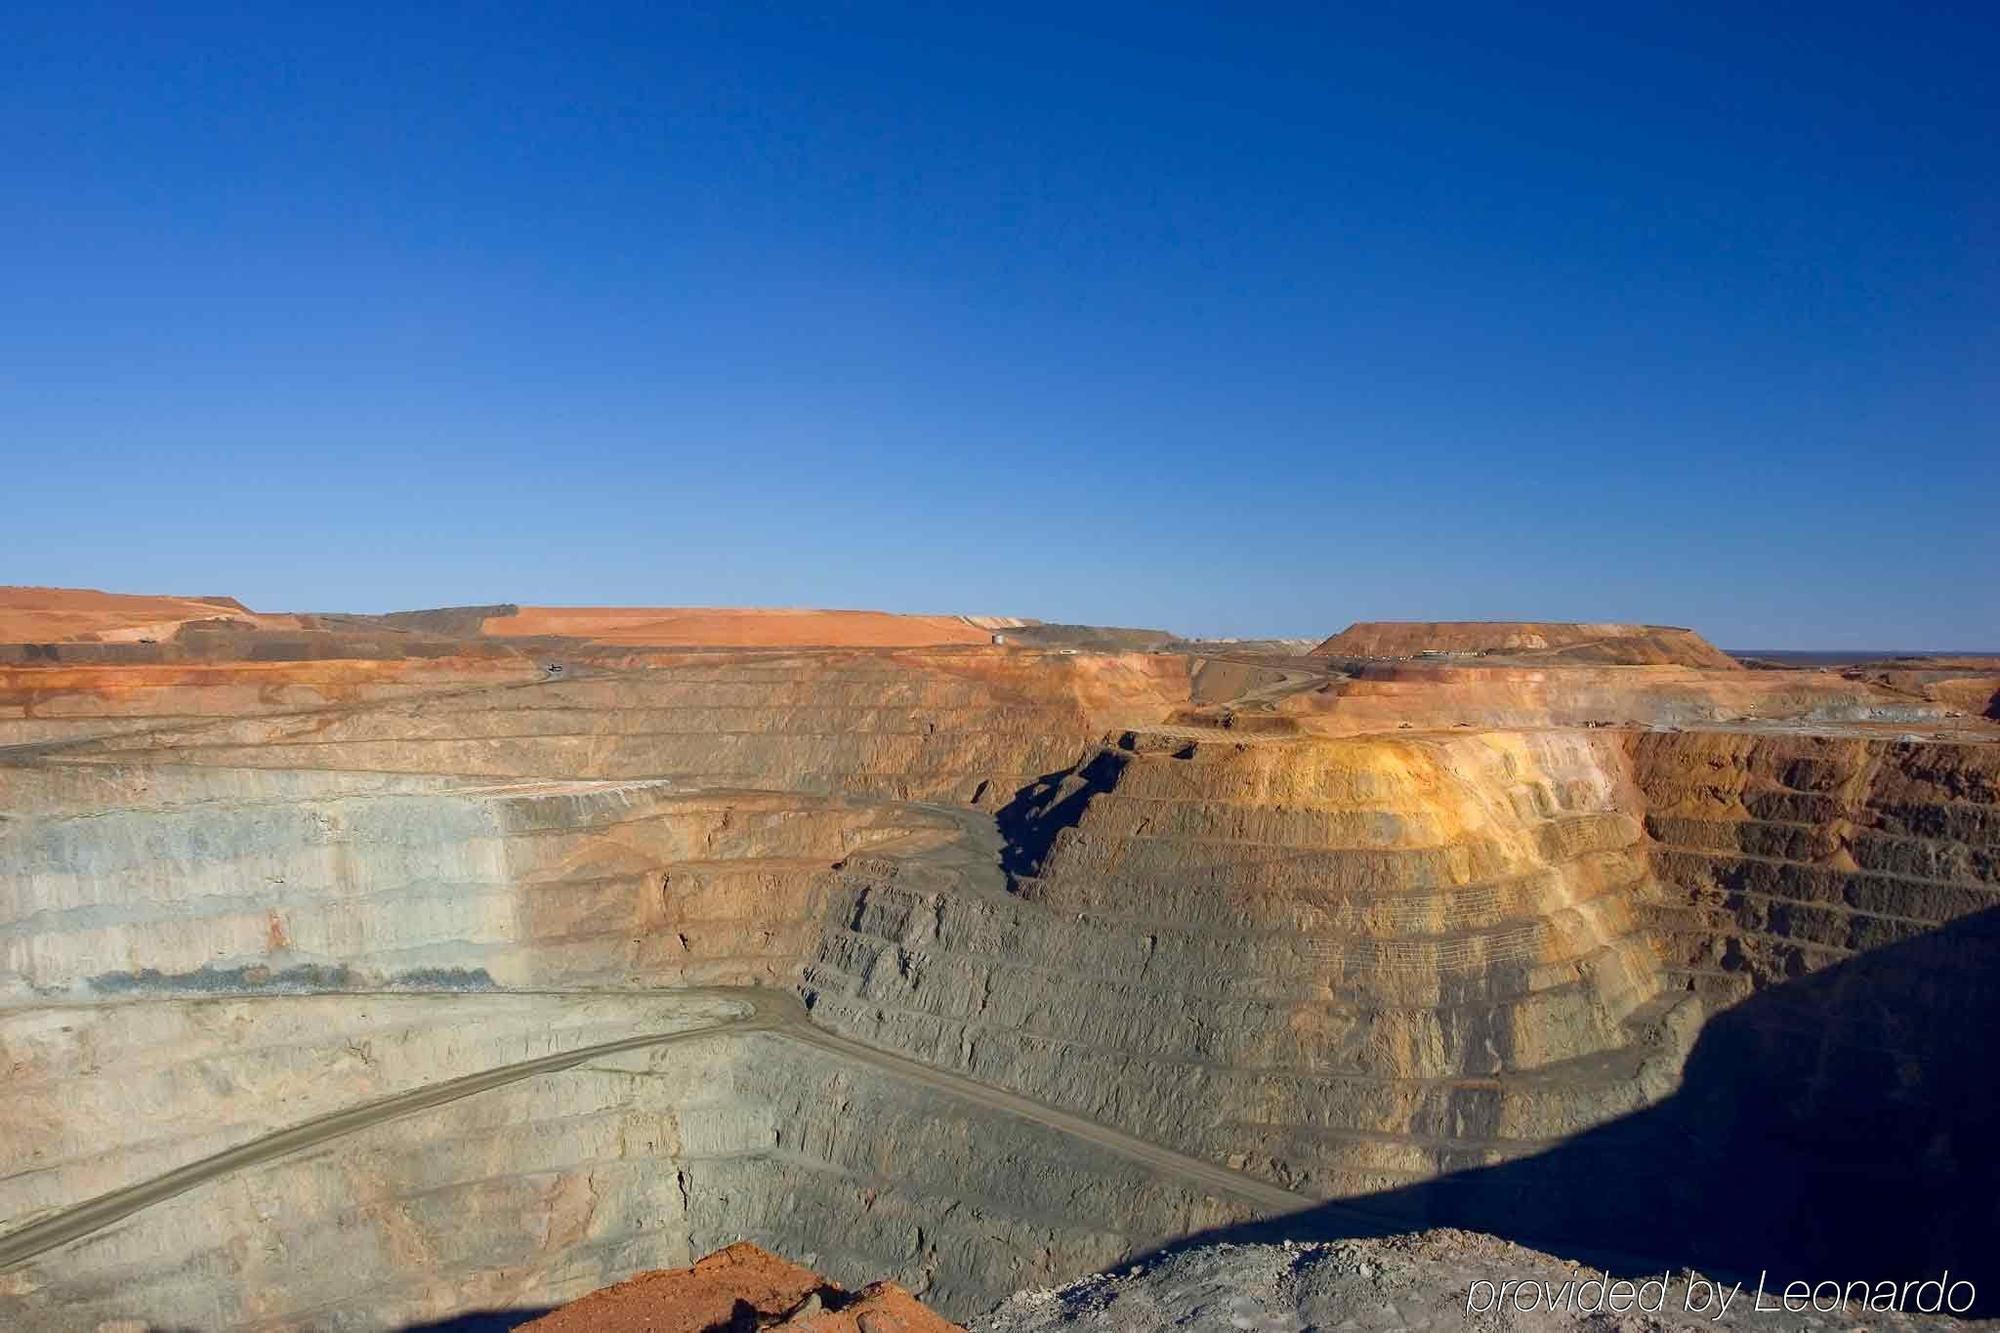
top-left (0, 762), bottom-right (944, 1001)
top-left (803, 729), bottom-right (1695, 1198)
top-left (37, 649), bottom-right (1192, 804)
top-left (6, 642), bottom-right (1996, 1329)
top-left (1282, 663), bottom-right (1951, 735)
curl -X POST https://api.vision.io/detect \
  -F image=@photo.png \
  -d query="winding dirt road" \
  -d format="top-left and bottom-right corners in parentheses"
top-left (0, 985), bottom-right (1318, 1273)
top-left (0, 990), bottom-right (768, 1269)
top-left (781, 1017), bottom-right (1315, 1215)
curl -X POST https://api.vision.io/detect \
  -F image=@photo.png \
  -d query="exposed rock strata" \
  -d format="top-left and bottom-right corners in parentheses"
top-left (1, 599), bottom-right (1995, 1328)
top-left (1279, 662), bottom-right (1951, 734)
top-left (0, 991), bottom-right (744, 1227)
top-left (21, 648), bottom-right (1190, 804)
top-left (1633, 731), bottom-right (2000, 1002)
top-left (801, 729), bottom-right (1697, 1200)
top-left (0, 761), bottom-right (953, 999)
top-left (0, 1024), bottom-right (1251, 1328)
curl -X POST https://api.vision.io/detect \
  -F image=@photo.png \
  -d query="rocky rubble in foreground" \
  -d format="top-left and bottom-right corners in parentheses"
top-left (976, 1232), bottom-right (1993, 1333)
top-left (531, 1233), bottom-right (1992, 1333)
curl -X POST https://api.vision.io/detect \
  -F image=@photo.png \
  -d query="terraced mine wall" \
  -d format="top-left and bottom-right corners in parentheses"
top-left (0, 760), bottom-right (954, 1000)
top-left (21, 648), bottom-right (1191, 804)
top-left (0, 659), bottom-right (545, 747)
top-left (0, 753), bottom-right (1260, 1326)
top-left (1109, 730), bottom-right (1997, 1296)
top-left (1601, 733), bottom-right (1999, 1288)
top-left (803, 729), bottom-right (1698, 1202)
top-left (0, 1020), bottom-right (1250, 1329)
top-left (3, 642), bottom-right (1997, 1326)
top-left (1282, 662), bottom-right (1954, 734)
top-left (801, 724), bottom-right (1999, 1293)
top-left (1633, 731), bottom-right (2000, 1001)
top-left (0, 648), bottom-right (1227, 1327)
top-left (0, 990), bottom-right (747, 1230)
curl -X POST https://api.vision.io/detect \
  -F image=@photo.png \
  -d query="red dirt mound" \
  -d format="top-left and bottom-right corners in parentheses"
top-left (517, 1242), bottom-right (962, 1333)
top-left (0, 586), bottom-right (297, 643)
top-left (1310, 620), bottom-right (1741, 669)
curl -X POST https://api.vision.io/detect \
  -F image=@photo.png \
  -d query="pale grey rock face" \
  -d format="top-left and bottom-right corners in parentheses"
top-left (0, 1019), bottom-right (1243, 1329)
top-left (0, 990), bottom-right (744, 1228)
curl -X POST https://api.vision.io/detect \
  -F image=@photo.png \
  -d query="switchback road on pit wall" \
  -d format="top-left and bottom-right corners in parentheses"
top-left (0, 986), bottom-right (1320, 1272)
top-left (0, 988), bottom-right (774, 1270)
top-left (779, 1017), bottom-right (1316, 1216)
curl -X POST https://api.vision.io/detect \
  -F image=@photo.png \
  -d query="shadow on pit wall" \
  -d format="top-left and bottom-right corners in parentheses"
top-left (1131, 905), bottom-right (2000, 1314)
top-left (399, 1310), bottom-right (553, 1331)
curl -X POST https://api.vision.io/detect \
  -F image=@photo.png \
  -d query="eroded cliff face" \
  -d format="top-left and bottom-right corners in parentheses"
top-left (0, 763), bottom-right (962, 998)
top-left (15, 648), bottom-right (1189, 804)
top-left (0, 645), bottom-right (1237, 1327)
top-left (0, 991), bottom-right (746, 1233)
top-left (2, 609), bottom-right (1995, 1329)
top-left (0, 1015), bottom-right (1251, 1329)
top-left (1632, 730), bottom-right (2000, 999)
top-left (802, 728), bottom-right (1696, 1200)
top-left (0, 660), bottom-right (543, 747)
top-left (1279, 662), bottom-right (1953, 734)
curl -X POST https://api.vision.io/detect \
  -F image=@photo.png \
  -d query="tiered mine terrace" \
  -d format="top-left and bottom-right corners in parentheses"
top-left (2, 594), bottom-right (1994, 1328)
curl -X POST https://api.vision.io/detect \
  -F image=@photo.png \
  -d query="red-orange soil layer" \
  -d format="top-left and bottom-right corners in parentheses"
top-left (0, 587), bottom-right (299, 643)
top-left (481, 606), bottom-right (1023, 648)
top-left (518, 1242), bottom-right (962, 1333)
top-left (1847, 667), bottom-right (2000, 717)
top-left (0, 658), bottom-right (540, 710)
top-left (1311, 620), bottom-right (1742, 669)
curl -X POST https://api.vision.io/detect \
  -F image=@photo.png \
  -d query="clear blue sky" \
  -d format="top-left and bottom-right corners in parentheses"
top-left (4, 3), bottom-right (1994, 646)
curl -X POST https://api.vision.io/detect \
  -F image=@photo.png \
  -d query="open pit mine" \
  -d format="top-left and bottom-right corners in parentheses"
top-left (1, 588), bottom-right (1995, 1330)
